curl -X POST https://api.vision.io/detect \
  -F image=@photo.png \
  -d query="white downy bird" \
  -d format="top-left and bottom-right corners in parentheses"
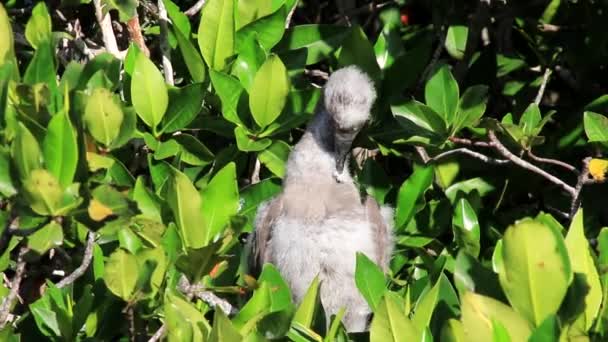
top-left (248, 66), bottom-right (394, 332)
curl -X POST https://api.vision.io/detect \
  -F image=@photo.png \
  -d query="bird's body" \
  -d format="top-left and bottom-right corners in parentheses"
top-left (249, 67), bottom-right (393, 332)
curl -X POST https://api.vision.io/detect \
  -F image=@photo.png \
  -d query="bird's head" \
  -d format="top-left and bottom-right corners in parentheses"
top-left (323, 66), bottom-right (376, 181)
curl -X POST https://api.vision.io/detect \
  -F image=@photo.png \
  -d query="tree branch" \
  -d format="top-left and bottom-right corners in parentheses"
top-left (185, 0), bottom-right (207, 16)
top-left (534, 68), bottom-right (551, 105)
top-left (126, 15), bottom-right (150, 57)
top-left (0, 247), bottom-right (28, 329)
top-left (157, 0), bottom-right (174, 85)
top-left (56, 231), bottom-right (95, 289)
top-left (92, 0), bottom-right (122, 58)
top-left (488, 130), bottom-right (576, 196)
top-left (429, 148), bottom-right (510, 165)
top-left (527, 150), bottom-right (579, 175)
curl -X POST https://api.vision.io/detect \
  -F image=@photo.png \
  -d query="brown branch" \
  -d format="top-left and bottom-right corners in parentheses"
top-left (92, 0), bottom-right (122, 58)
top-left (534, 68), bottom-right (551, 105)
top-left (185, 0), bottom-right (207, 16)
top-left (0, 247), bottom-right (28, 329)
top-left (488, 130), bottom-right (576, 196)
top-left (414, 146), bottom-right (430, 164)
top-left (429, 148), bottom-right (510, 165)
top-left (449, 136), bottom-right (493, 147)
top-left (56, 232), bottom-right (95, 289)
top-left (157, 0), bottom-right (174, 85)
top-left (148, 325), bottom-right (166, 342)
top-left (127, 15), bottom-right (150, 57)
top-left (527, 150), bottom-right (579, 175)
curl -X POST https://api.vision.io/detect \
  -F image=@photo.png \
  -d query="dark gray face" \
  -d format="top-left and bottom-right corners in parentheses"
top-left (331, 119), bottom-right (364, 175)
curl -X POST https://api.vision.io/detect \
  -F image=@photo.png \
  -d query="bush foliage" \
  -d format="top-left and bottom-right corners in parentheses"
top-left (1, 0), bottom-right (608, 341)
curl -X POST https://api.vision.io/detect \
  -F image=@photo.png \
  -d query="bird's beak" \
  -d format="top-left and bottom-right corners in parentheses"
top-left (334, 132), bottom-right (356, 177)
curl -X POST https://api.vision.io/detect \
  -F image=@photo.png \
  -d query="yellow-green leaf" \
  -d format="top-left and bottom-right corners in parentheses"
top-left (249, 55), bottom-right (290, 128)
top-left (198, 0), bottom-right (235, 70)
top-left (84, 88), bottom-right (124, 146)
top-left (370, 292), bottom-right (420, 342)
top-left (103, 249), bottom-right (138, 301)
top-left (0, 3), bottom-right (15, 65)
top-left (25, 2), bottom-right (52, 49)
top-left (166, 168), bottom-right (207, 248)
top-left (43, 113), bottom-right (78, 188)
top-left (131, 53), bottom-right (168, 129)
top-left (11, 123), bottom-right (42, 179)
top-left (23, 169), bottom-right (62, 215)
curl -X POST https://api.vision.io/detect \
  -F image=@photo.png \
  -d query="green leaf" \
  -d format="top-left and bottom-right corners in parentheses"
top-left (164, 0), bottom-right (191, 36)
top-left (445, 25), bottom-right (468, 60)
top-left (528, 315), bottom-right (560, 342)
top-left (173, 27), bottom-right (206, 83)
top-left (23, 169), bottom-right (62, 215)
top-left (236, 6), bottom-right (286, 52)
top-left (109, 106), bottom-right (136, 150)
top-left (84, 88), bottom-right (124, 146)
top-left (395, 165), bottom-right (434, 230)
top-left (0, 150), bottom-right (16, 197)
top-left (461, 292), bottom-right (532, 342)
top-left (166, 168), bottom-right (207, 248)
top-left (370, 292), bottom-right (420, 342)
top-left (338, 25), bottom-right (381, 84)
top-left (236, 0), bottom-right (275, 29)
top-left (359, 159), bottom-right (392, 204)
top-left (0, 3), bottom-right (16, 66)
top-left (27, 221), bottom-right (63, 256)
top-left (103, 249), bottom-right (138, 301)
top-left (131, 53), bottom-right (168, 130)
top-left (425, 64), bottom-right (459, 126)
top-left (154, 134), bottom-right (214, 167)
top-left (258, 140), bottom-right (290, 178)
top-left (198, 0), bottom-right (235, 70)
top-left (565, 209), bottom-right (602, 331)
top-left (412, 275), bottom-right (446, 331)
top-left (160, 83), bottom-right (205, 133)
top-left (583, 111), bottom-right (608, 143)
top-left (355, 252), bottom-right (386, 312)
top-left (374, 25), bottom-right (405, 70)
top-left (176, 242), bottom-right (221, 283)
top-left (440, 319), bottom-right (466, 342)
top-left (519, 103), bottom-right (542, 137)
top-left (23, 41), bottom-right (56, 89)
top-left (200, 162), bottom-right (239, 240)
top-left (209, 309), bottom-right (242, 342)
top-left (11, 123), bottom-right (42, 179)
top-left (209, 69), bottom-right (245, 126)
top-left (106, 0), bottom-right (138, 21)
top-left (249, 55), bottom-right (290, 128)
top-left (496, 218), bottom-right (572, 326)
top-left (453, 85), bottom-right (488, 133)
top-left (392, 100), bottom-right (447, 139)
top-left (43, 113), bottom-right (78, 188)
top-left (275, 24), bottom-right (351, 65)
top-left (232, 36), bottom-right (266, 91)
top-left (491, 320), bottom-right (511, 342)
top-left (25, 2), bottom-right (52, 49)
top-left (452, 198), bottom-right (481, 257)
top-left (454, 251), bottom-right (505, 301)
top-left (292, 276), bottom-right (321, 328)
top-left (258, 263), bottom-right (294, 312)
top-left (165, 292), bottom-right (207, 341)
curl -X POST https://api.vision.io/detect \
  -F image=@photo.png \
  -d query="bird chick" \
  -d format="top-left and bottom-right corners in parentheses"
top-left (248, 66), bottom-right (393, 332)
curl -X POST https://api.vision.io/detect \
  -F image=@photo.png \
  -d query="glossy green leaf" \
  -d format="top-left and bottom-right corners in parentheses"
top-left (441, 319), bottom-right (466, 342)
top-left (454, 251), bottom-right (505, 301)
top-left (355, 252), bottom-right (386, 312)
top-left (412, 275), bottom-right (443, 331)
top-left (491, 320), bottom-right (511, 342)
top-left (374, 25), bottom-right (405, 70)
top-left (165, 292), bottom-right (207, 341)
top-left (370, 292), bottom-right (420, 342)
top-left (164, 0), bottom-right (191, 36)
top-left (0, 151), bottom-right (16, 197)
top-left (461, 292), bottom-right (532, 342)
top-left (392, 100), bottom-right (447, 140)
top-left (27, 221), bottom-right (63, 256)
top-left (445, 25), bottom-right (468, 60)
top-left (453, 85), bottom-right (488, 133)
top-left (25, 2), bottom-right (52, 49)
top-left (275, 25), bottom-right (351, 65)
top-left (258, 140), bottom-right (290, 178)
top-left (338, 25), bottom-right (381, 84)
top-left (160, 83), bottom-right (205, 133)
top-left (236, 6), bottom-right (286, 52)
top-left (565, 209), bottom-right (602, 331)
top-left (452, 198), bottom-right (481, 257)
top-left (425, 64), bottom-right (459, 125)
top-left (210, 69), bottom-right (245, 126)
top-left (166, 168), bottom-right (207, 248)
top-left (529, 315), bottom-right (560, 342)
top-left (23, 41), bottom-right (56, 88)
top-left (200, 162), bottom-right (239, 241)
top-left (232, 36), bottom-right (266, 91)
top-left (209, 309), bottom-right (242, 342)
top-left (23, 169), bottom-right (62, 215)
top-left (249, 55), bottom-right (290, 128)
top-left (236, 0), bottom-right (275, 29)
top-left (0, 3), bottom-right (15, 66)
top-left (198, 0), bottom-right (235, 70)
top-left (43, 113), bottom-right (78, 188)
top-left (84, 88), bottom-right (124, 146)
top-left (173, 27), bottom-right (206, 83)
top-left (103, 249), bottom-right (138, 301)
top-left (131, 53), bottom-right (168, 130)
top-left (395, 165), bottom-right (434, 230)
top-left (106, 0), bottom-right (138, 21)
top-left (583, 111), bottom-right (608, 143)
top-left (11, 123), bottom-right (42, 179)
top-left (497, 218), bottom-right (572, 326)
top-left (520, 103), bottom-right (542, 137)
top-left (292, 276), bottom-right (321, 328)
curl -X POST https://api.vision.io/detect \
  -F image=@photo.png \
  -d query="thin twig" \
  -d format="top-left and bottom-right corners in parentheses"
top-left (0, 247), bottom-right (28, 329)
top-left (488, 130), bottom-right (576, 196)
top-left (157, 0), bottom-right (174, 85)
top-left (148, 325), bottom-right (166, 342)
top-left (414, 146), bottom-right (430, 163)
top-left (285, 0), bottom-right (299, 28)
top-left (127, 15), bottom-right (150, 57)
top-left (92, 0), bottom-right (122, 58)
top-left (534, 68), bottom-right (552, 105)
top-left (449, 136), bottom-right (493, 147)
top-left (56, 232), bottom-right (95, 289)
top-left (527, 150), bottom-right (579, 175)
top-left (185, 0), bottom-right (207, 16)
top-left (429, 148), bottom-right (510, 165)
top-left (570, 158), bottom-right (592, 218)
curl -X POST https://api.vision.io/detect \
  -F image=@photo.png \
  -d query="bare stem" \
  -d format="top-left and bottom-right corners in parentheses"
top-left (185, 0), bottom-right (207, 16)
top-left (429, 148), bottom-right (510, 165)
top-left (92, 0), bottom-right (122, 58)
top-left (56, 232), bottom-right (95, 289)
top-left (0, 247), bottom-right (28, 328)
top-left (527, 150), bottom-right (579, 175)
top-left (534, 68), bottom-right (552, 105)
top-left (570, 158), bottom-right (592, 218)
top-left (157, 0), bottom-right (174, 85)
top-left (488, 130), bottom-right (576, 196)
top-left (148, 325), bottom-right (166, 342)
top-left (127, 15), bottom-right (150, 57)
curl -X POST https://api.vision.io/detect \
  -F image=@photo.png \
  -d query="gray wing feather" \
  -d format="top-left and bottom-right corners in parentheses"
top-left (247, 197), bottom-right (283, 276)
top-left (365, 196), bottom-right (394, 271)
